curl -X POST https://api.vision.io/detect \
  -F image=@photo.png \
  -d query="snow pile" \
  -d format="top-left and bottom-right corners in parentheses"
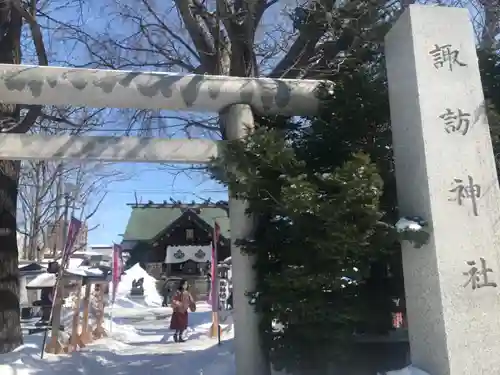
top-left (26, 273), bottom-right (55, 288)
top-left (112, 263), bottom-right (162, 307)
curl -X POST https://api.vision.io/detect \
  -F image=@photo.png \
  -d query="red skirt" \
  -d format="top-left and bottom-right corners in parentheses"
top-left (170, 311), bottom-right (188, 330)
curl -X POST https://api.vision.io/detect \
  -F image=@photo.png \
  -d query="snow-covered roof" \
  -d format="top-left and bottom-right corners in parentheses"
top-left (19, 262), bottom-right (45, 273)
top-left (26, 273), bottom-right (56, 288)
top-left (40, 257), bottom-right (83, 268)
top-left (67, 266), bottom-right (105, 278)
top-left (73, 250), bottom-right (109, 256)
top-left (26, 265), bottom-right (109, 289)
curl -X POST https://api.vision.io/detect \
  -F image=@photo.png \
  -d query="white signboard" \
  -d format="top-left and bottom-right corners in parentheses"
top-left (164, 245), bottom-right (211, 264)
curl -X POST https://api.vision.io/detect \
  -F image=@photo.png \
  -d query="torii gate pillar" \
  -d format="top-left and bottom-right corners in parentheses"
top-left (223, 104), bottom-right (268, 375)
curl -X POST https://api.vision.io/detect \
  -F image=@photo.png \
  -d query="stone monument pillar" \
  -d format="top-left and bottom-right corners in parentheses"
top-left (385, 5), bottom-right (500, 375)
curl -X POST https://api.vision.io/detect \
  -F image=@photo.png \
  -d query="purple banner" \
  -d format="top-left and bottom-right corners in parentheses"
top-left (61, 216), bottom-right (82, 270)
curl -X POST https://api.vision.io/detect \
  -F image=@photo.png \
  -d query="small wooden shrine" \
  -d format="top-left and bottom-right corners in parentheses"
top-left (19, 262), bottom-right (46, 319)
top-left (26, 261), bottom-right (111, 355)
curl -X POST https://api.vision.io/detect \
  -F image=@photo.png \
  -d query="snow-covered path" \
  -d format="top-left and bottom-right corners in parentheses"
top-left (1, 265), bottom-right (235, 375)
top-left (0, 301), bottom-right (424, 375)
top-left (1, 302), bottom-right (235, 375)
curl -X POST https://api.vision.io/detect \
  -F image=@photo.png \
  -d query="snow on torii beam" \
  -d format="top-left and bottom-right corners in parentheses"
top-left (0, 64), bottom-right (328, 162)
top-left (0, 64), bottom-right (325, 115)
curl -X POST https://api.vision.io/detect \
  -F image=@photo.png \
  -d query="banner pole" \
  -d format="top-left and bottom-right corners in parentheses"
top-left (217, 276), bottom-right (221, 345)
top-left (209, 222), bottom-right (221, 338)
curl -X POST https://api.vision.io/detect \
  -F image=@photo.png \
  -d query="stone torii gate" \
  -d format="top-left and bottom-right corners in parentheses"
top-left (0, 63), bottom-right (328, 375)
top-left (7, 5), bottom-right (499, 375)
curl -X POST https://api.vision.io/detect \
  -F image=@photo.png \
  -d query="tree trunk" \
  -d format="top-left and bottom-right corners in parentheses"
top-left (0, 0), bottom-right (45, 353)
top-left (0, 1), bottom-right (23, 353)
top-left (0, 160), bottom-right (23, 353)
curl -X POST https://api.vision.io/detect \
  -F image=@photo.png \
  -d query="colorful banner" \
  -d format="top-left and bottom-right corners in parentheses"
top-left (60, 216), bottom-right (82, 270)
top-left (112, 244), bottom-right (123, 304)
top-left (210, 222), bottom-right (220, 312)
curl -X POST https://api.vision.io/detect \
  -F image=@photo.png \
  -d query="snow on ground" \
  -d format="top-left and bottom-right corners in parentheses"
top-left (0, 301), bottom-right (235, 375)
top-left (0, 298), bottom-right (424, 375)
top-left (1, 264), bottom-right (235, 375)
top-left (0, 261), bottom-right (420, 375)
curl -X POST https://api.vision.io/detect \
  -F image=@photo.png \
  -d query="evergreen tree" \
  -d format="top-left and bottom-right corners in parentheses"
top-left (209, 66), bottom-right (397, 373)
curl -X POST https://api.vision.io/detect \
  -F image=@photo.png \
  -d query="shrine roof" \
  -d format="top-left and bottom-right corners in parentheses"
top-left (122, 202), bottom-right (229, 241)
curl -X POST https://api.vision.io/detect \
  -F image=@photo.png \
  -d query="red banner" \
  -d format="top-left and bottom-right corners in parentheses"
top-left (49, 216), bottom-right (82, 325)
top-left (61, 216), bottom-right (82, 270)
top-left (210, 222), bottom-right (220, 312)
top-left (112, 244), bottom-right (123, 304)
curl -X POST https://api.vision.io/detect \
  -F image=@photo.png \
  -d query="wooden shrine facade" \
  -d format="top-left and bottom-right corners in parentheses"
top-left (121, 201), bottom-right (230, 280)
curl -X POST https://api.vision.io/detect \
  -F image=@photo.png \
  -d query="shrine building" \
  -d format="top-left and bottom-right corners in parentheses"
top-left (120, 201), bottom-right (230, 282)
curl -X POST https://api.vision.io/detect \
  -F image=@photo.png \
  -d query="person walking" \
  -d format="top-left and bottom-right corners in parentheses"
top-left (170, 279), bottom-right (195, 342)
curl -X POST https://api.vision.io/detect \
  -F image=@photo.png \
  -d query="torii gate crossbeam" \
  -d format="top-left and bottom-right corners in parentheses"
top-left (0, 133), bottom-right (219, 163)
top-left (0, 64), bottom-right (323, 115)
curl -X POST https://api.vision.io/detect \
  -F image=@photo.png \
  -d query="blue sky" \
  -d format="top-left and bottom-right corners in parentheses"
top-left (30, 1), bottom-right (481, 246)
top-left (27, 1), bottom-right (300, 246)
top-left (86, 163), bottom-right (227, 245)
top-left (32, 2), bottom-right (234, 246)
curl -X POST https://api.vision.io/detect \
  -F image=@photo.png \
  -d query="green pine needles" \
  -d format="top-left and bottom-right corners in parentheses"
top-left (209, 92), bottom-right (393, 372)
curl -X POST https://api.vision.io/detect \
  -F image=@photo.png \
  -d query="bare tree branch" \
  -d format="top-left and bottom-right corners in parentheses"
top-left (174, 0), bottom-right (218, 72)
top-left (3, 0), bottom-right (49, 134)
